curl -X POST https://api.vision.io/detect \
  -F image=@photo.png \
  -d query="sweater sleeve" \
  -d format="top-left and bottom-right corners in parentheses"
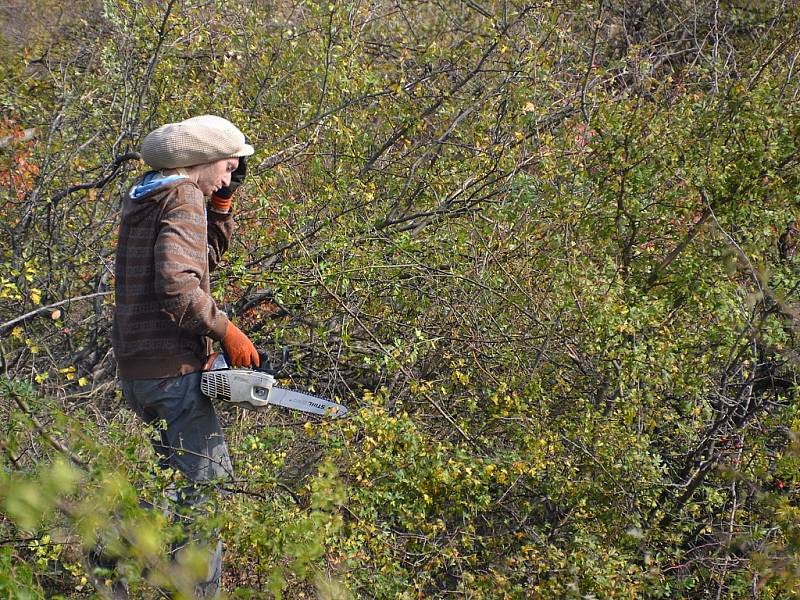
top-left (154, 185), bottom-right (230, 341)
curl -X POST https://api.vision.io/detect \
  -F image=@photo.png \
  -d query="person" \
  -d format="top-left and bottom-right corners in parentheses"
top-left (106, 115), bottom-right (260, 598)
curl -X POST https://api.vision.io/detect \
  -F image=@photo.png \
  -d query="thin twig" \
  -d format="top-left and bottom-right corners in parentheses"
top-left (8, 387), bottom-right (87, 468)
top-left (0, 292), bottom-right (112, 334)
top-left (50, 152), bottom-right (141, 207)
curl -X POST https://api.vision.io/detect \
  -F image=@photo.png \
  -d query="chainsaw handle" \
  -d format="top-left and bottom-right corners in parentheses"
top-left (206, 347), bottom-right (289, 374)
top-left (257, 346), bottom-right (289, 376)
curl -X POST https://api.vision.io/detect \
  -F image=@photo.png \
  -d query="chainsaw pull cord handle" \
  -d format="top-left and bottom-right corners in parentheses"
top-left (203, 351), bottom-right (226, 371)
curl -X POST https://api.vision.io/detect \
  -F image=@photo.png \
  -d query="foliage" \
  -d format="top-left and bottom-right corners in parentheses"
top-left (1, 0), bottom-right (799, 598)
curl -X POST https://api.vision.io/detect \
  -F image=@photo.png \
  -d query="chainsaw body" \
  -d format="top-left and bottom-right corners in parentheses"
top-left (201, 368), bottom-right (275, 410)
top-left (200, 353), bottom-right (348, 417)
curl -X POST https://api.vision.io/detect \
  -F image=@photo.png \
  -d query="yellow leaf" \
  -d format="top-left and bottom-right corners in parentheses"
top-left (78, 377), bottom-right (88, 387)
top-left (11, 326), bottom-right (23, 339)
top-left (30, 288), bottom-right (41, 305)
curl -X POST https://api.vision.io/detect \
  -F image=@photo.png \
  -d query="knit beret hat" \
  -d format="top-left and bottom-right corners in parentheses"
top-left (140, 115), bottom-right (254, 169)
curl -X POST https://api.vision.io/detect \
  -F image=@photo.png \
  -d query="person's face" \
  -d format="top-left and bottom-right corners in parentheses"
top-left (188, 158), bottom-right (239, 196)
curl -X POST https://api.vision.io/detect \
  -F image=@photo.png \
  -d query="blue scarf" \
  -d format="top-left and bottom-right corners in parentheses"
top-left (130, 172), bottom-right (187, 200)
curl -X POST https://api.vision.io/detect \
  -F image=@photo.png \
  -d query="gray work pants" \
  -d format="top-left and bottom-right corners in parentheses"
top-left (122, 372), bottom-right (232, 598)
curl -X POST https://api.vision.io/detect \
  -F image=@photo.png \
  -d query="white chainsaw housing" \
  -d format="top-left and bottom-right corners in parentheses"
top-left (201, 369), bottom-right (275, 410)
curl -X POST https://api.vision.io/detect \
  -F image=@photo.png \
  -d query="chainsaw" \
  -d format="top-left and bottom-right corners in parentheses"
top-left (201, 350), bottom-right (348, 418)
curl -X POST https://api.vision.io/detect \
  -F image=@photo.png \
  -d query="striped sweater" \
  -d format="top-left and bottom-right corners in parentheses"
top-left (112, 175), bottom-right (233, 379)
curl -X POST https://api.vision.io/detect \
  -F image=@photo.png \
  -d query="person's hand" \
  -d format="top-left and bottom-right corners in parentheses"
top-left (221, 322), bottom-right (260, 367)
top-left (211, 156), bottom-right (247, 212)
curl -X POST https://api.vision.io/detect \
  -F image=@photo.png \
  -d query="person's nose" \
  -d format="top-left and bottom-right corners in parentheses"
top-left (222, 173), bottom-right (232, 187)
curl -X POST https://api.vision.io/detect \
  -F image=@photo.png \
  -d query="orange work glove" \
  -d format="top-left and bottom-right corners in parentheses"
top-left (221, 323), bottom-right (260, 368)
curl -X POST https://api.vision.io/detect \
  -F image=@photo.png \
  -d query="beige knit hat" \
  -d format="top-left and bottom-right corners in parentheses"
top-left (140, 115), bottom-right (254, 169)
